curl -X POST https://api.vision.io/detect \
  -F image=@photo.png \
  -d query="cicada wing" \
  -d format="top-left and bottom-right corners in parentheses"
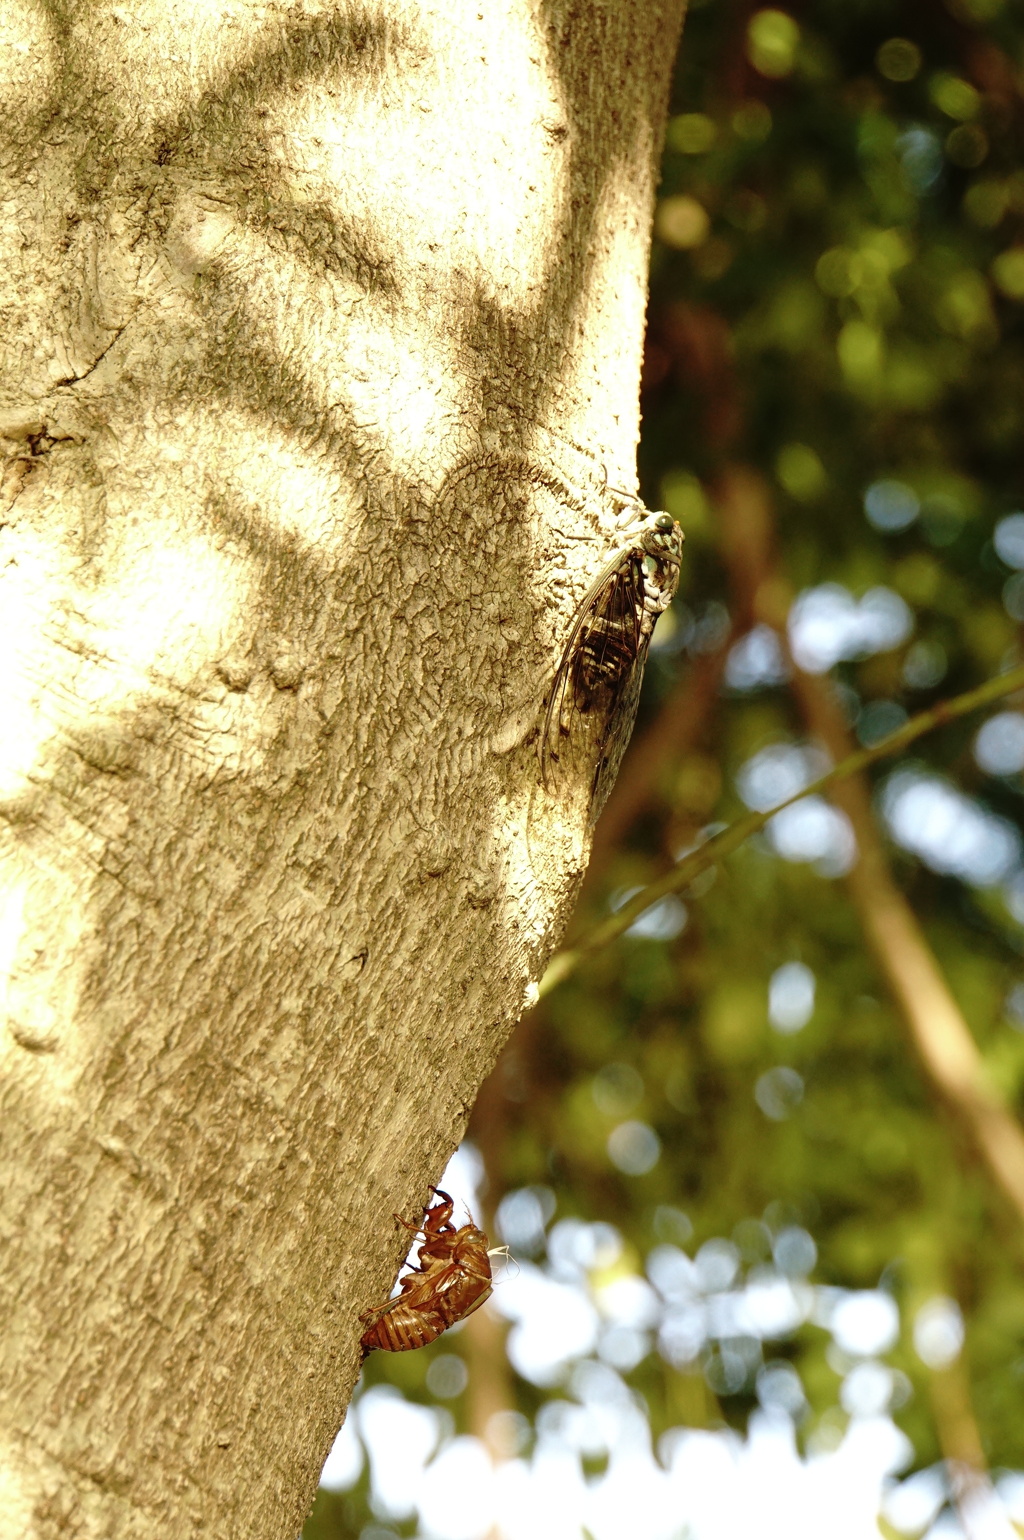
top-left (540, 554), bottom-right (636, 778)
top-left (588, 634), bottom-right (653, 821)
top-left (539, 550), bottom-right (646, 821)
top-left (540, 549), bottom-right (624, 788)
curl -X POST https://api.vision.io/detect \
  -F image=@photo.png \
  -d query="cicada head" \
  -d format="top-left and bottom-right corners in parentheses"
top-left (640, 510), bottom-right (684, 568)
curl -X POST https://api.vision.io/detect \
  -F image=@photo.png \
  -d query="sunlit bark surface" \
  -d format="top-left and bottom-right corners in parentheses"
top-left (0, 1), bottom-right (684, 1535)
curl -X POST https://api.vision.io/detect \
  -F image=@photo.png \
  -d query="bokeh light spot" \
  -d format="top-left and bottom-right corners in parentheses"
top-left (773, 1226), bottom-right (817, 1277)
top-left (607, 1120), bottom-right (662, 1176)
top-left (946, 123), bottom-right (988, 168)
top-left (776, 442), bottom-right (827, 500)
top-left (864, 479), bottom-right (920, 532)
top-left (425, 1354), bottom-right (469, 1399)
top-left (930, 72), bottom-right (981, 120)
top-left (495, 1186), bottom-right (556, 1257)
top-left (732, 100), bottom-right (772, 143)
top-left (876, 38), bottom-right (922, 82)
top-left (757, 1360), bottom-right (807, 1418)
top-left (768, 962), bottom-right (816, 1034)
top-left (592, 1062), bottom-right (644, 1117)
top-left (841, 1361), bottom-right (894, 1418)
top-left (666, 112), bottom-right (718, 154)
top-left (726, 624), bottom-right (789, 691)
top-left (652, 1207), bottom-right (694, 1247)
top-left (830, 1291), bottom-right (900, 1357)
top-left (975, 712), bottom-right (1024, 776)
top-left (656, 195), bottom-right (710, 250)
top-left (882, 770), bottom-right (1023, 886)
top-left (992, 248), bottom-right (1024, 299)
top-left (755, 1067), bottom-right (805, 1120)
top-left (902, 639), bottom-right (947, 689)
top-left (897, 126), bottom-right (944, 194)
top-left (694, 1238), bottom-right (741, 1291)
top-left (747, 9), bottom-right (800, 79)
top-left (994, 512), bottom-right (1024, 567)
top-left (913, 1297), bottom-right (964, 1368)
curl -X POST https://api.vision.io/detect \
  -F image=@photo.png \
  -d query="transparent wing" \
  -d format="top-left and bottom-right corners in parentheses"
top-left (539, 550), bottom-right (646, 819)
top-left (588, 630), bottom-right (651, 821)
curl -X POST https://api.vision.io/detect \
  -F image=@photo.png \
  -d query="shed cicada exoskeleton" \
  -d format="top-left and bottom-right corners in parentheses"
top-left (359, 1188), bottom-right (493, 1356)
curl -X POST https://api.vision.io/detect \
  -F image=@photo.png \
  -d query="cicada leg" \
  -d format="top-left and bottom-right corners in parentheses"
top-left (392, 1209), bottom-right (429, 1235)
top-left (358, 1293), bottom-right (398, 1327)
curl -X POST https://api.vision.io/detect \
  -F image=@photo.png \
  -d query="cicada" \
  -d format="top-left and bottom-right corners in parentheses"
top-left (540, 507), bottom-right (684, 821)
top-left (359, 1188), bottom-right (493, 1356)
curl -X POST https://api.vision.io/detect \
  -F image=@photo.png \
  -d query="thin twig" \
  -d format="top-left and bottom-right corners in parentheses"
top-left (540, 660), bottom-right (1024, 995)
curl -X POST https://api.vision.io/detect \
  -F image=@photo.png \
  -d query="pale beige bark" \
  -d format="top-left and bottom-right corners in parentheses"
top-left (0, 3), bottom-right (685, 1536)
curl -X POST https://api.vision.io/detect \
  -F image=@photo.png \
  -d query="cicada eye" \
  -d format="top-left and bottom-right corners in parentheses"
top-left (653, 512), bottom-right (675, 531)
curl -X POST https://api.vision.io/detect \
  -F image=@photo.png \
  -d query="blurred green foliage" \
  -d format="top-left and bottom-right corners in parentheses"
top-left (307, 1), bottom-right (1024, 1533)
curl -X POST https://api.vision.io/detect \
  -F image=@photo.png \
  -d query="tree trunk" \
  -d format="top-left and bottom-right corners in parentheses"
top-left (0, 2), bottom-right (684, 1535)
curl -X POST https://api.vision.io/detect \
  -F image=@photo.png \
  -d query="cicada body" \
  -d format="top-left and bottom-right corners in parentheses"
top-left (540, 507), bottom-right (684, 822)
top-left (359, 1188), bottom-right (493, 1356)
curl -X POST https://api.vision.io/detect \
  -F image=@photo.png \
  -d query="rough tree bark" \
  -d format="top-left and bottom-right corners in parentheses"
top-left (0, 2), bottom-right (685, 1535)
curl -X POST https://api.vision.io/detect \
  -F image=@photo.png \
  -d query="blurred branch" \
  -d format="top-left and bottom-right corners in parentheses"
top-left (929, 1354), bottom-right (999, 1540)
top-left (461, 1305), bottom-right (514, 1464)
top-left (788, 654), bottom-right (1024, 1231)
top-left (542, 656), bottom-right (1024, 994)
top-left (904, 1232), bottom-right (998, 1536)
top-left (730, 463), bottom-right (1024, 1234)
